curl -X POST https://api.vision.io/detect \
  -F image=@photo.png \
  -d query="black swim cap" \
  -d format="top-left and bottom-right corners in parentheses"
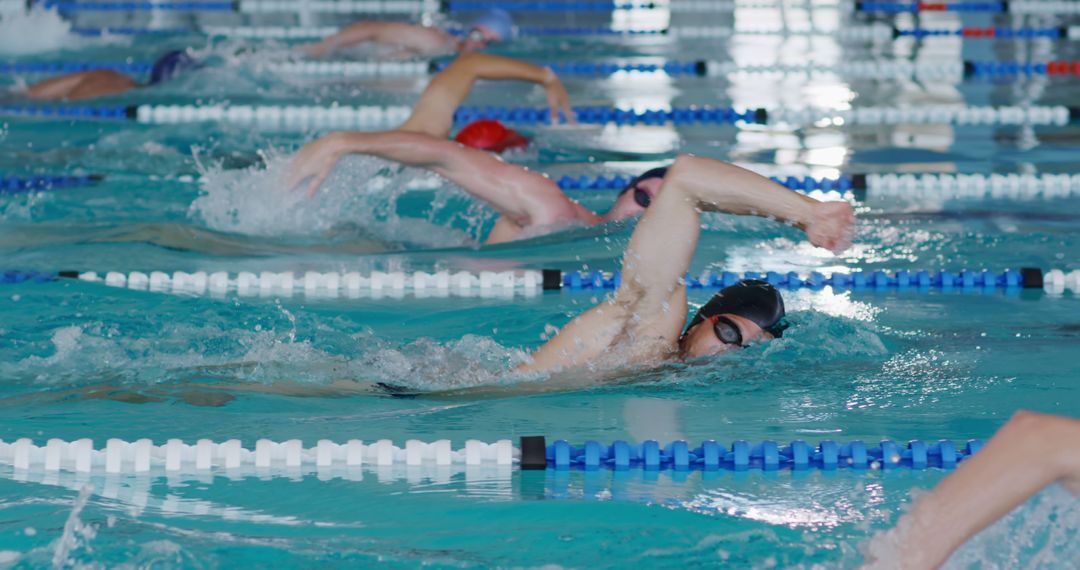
top-left (618, 166), bottom-right (669, 196)
top-left (684, 279), bottom-right (787, 339)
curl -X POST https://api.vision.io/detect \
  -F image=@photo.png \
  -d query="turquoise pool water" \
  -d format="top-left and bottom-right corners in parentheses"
top-left (2, 4), bottom-right (1080, 568)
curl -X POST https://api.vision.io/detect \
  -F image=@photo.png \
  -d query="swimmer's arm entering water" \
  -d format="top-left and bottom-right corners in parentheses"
top-left (521, 155), bottom-right (855, 372)
top-left (399, 53), bottom-right (574, 139)
top-left (288, 131), bottom-right (580, 227)
top-left (864, 411), bottom-right (1080, 570)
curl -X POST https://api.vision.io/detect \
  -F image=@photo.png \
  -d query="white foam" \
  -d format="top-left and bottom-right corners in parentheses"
top-left (0, 8), bottom-right (81, 55)
top-left (189, 150), bottom-right (482, 248)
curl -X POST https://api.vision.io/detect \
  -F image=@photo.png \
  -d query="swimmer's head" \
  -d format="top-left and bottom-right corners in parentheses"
top-left (148, 49), bottom-right (198, 85)
top-left (678, 280), bottom-right (787, 359)
top-left (454, 119), bottom-right (529, 153)
top-left (603, 166), bottom-right (669, 221)
top-left (462, 9), bottom-right (514, 52)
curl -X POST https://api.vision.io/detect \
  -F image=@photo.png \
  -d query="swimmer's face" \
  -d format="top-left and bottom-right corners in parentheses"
top-left (605, 176), bottom-right (664, 222)
top-left (462, 27), bottom-right (500, 52)
top-left (678, 313), bottom-right (772, 359)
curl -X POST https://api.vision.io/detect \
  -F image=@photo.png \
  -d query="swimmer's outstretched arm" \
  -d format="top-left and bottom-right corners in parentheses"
top-left (300, 22), bottom-right (452, 58)
top-left (25, 69), bottom-right (137, 102)
top-left (619, 155), bottom-right (853, 304)
top-left (864, 411), bottom-right (1080, 570)
top-left (524, 155), bottom-right (854, 371)
top-left (288, 131), bottom-right (577, 225)
top-left (399, 53), bottom-right (574, 139)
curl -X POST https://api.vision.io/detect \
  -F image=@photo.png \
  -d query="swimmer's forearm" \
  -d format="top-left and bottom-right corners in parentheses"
top-left (884, 412), bottom-right (1080, 569)
top-left (401, 53), bottom-right (556, 137)
top-left (453, 53), bottom-right (556, 85)
top-left (327, 131), bottom-right (449, 169)
top-left (666, 155), bottom-right (817, 228)
top-left (320, 21), bottom-right (381, 51)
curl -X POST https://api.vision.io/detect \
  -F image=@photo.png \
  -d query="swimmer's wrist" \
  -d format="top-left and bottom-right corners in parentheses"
top-left (540, 67), bottom-right (558, 86)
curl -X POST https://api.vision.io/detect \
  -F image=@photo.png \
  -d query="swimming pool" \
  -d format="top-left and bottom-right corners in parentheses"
top-left (2, 2), bottom-right (1079, 567)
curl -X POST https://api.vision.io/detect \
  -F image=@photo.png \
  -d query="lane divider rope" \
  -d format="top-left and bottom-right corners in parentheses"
top-left (11, 59), bottom-right (1080, 82)
top-left (0, 174), bottom-right (103, 193)
top-left (6, 103), bottom-right (1067, 128)
top-left (6, 172), bottom-right (1078, 202)
top-left (4, 267), bottom-right (1078, 295)
top-left (92, 23), bottom-right (1079, 41)
top-left (0, 435), bottom-right (983, 474)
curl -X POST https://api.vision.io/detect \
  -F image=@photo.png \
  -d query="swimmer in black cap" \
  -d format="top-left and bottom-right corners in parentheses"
top-left (513, 155), bottom-right (855, 370)
top-left (25, 49), bottom-right (198, 102)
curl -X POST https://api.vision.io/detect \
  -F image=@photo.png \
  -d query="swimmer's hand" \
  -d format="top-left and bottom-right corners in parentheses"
top-left (804, 200), bottom-right (855, 253)
top-left (542, 69), bottom-right (575, 125)
top-left (287, 133), bottom-right (347, 198)
top-left (297, 41), bottom-right (333, 58)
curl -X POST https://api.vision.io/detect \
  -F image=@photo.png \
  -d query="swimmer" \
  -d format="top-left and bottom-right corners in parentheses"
top-left (23, 49), bottom-right (198, 102)
top-left (292, 53), bottom-right (694, 246)
top-left (863, 410), bottom-right (1080, 569)
top-left (516, 155), bottom-right (855, 371)
top-left (301, 9), bottom-right (514, 58)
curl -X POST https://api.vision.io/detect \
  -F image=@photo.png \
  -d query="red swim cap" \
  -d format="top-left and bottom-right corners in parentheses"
top-left (454, 120), bottom-right (529, 153)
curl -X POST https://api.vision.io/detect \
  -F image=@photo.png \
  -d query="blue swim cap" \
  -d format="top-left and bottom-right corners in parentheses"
top-left (149, 49), bottom-right (197, 85)
top-left (469, 9), bottom-right (514, 42)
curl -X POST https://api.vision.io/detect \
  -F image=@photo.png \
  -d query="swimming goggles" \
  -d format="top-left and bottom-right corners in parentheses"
top-left (467, 29), bottom-right (488, 45)
top-left (709, 315), bottom-right (744, 347)
top-left (633, 187), bottom-right (652, 208)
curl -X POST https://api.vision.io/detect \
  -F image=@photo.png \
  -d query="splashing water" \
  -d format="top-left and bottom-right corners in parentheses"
top-left (0, 318), bottom-right (532, 394)
top-left (0, 8), bottom-right (85, 55)
top-left (859, 485), bottom-right (1080, 569)
top-left (51, 484), bottom-right (97, 569)
top-left (190, 150), bottom-right (479, 249)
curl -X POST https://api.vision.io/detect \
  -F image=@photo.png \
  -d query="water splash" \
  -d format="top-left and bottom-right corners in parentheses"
top-left (189, 150), bottom-right (479, 249)
top-left (0, 317), bottom-right (532, 394)
top-left (0, 8), bottom-right (84, 55)
top-left (51, 483), bottom-right (97, 569)
top-left (860, 485), bottom-right (1080, 569)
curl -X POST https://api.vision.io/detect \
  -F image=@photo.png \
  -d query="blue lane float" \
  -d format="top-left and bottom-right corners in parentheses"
top-left (856, 1), bottom-right (1006, 12)
top-left (555, 174), bottom-right (857, 193)
top-left (0, 174), bottom-right (102, 193)
top-left (519, 436), bottom-right (984, 471)
top-left (0, 105), bottom-right (131, 120)
top-left (557, 268), bottom-right (1045, 291)
top-left (454, 104), bottom-right (767, 125)
top-left (0, 62), bottom-right (151, 75)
